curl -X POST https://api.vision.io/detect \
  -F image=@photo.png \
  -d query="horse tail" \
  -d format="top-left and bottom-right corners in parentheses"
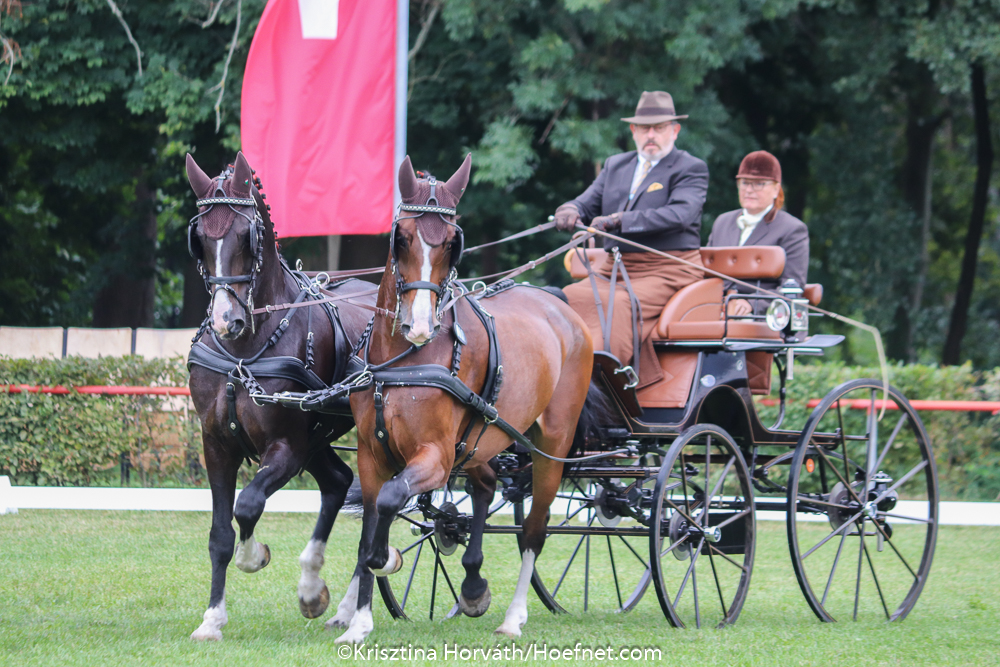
top-left (341, 478), bottom-right (364, 515)
top-left (567, 379), bottom-right (617, 465)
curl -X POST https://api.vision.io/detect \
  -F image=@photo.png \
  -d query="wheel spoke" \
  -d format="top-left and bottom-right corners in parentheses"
top-left (869, 520), bottom-right (919, 580)
top-left (663, 498), bottom-right (701, 530)
top-left (866, 389), bottom-right (878, 486)
top-left (553, 533), bottom-right (587, 598)
top-left (873, 414), bottom-right (908, 474)
top-left (584, 535), bottom-right (591, 612)
top-left (607, 535), bottom-right (623, 610)
top-left (853, 518), bottom-right (865, 621)
top-left (673, 536), bottom-right (705, 609)
top-left (680, 454), bottom-right (695, 523)
top-left (714, 508), bottom-right (751, 531)
top-left (432, 541), bottom-right (460, 606)
top-left (803, 509), bottom-right (865, 560)
top-left (400, 538), bottom-right (424, 613)
top-left (836, 400), bottom-right (852, 484)
top-left (879, 511), bottom-right (933, 524)
top-left (619, 534), bottom-right (650, 569)
top-left (555, 502), bottom-right (589, 527)
top-left (706, 542), bottom-right (747, 572)
top-left (821, 530), bottom-right (848, 606)
top-left (863, 539), bottom-right (891, 620)
top-left (811, 444), bottom-right (867, 508)
top-left (660, 533), bottom-right (690, 558)
top-left (400, 530), bottom-right (434, 555)
top-left (872, 460), bottom-right (930, 506)
top-left (429, 544), bottom-right (439, 620)
top-left (703, 436), bottom-right (712, 528)
top-left (796, 495), bottom-right (855, 510)
top-left (707, 547), bottom-right (728, 618)
top-left (706, 457), bottom-right (736, 513)
top-left (692, 564), bottom-right (701, 629)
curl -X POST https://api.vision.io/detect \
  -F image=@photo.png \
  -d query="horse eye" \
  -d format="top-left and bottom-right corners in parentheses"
top-left (395, 234), bottom-right (409, 250)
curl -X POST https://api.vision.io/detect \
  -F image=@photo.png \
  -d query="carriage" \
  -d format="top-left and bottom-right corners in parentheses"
top-left (186, 154), bottom-right (938, 640)
top-left (363, 243), bottom-right (938, 630)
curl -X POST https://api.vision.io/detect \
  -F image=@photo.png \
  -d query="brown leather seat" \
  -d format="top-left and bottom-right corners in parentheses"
top-left (654, 278), bottom-right (723, 338)
top-left (803, 283), bottom-right (822, 306)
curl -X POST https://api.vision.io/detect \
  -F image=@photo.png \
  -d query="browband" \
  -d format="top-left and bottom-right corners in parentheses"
top-left (196, 196), bottom-right (256, 208)
top-left (399, 203), bottom-right (457, 216)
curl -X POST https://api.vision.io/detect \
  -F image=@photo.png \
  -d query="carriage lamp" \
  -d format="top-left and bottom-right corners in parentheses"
top-left (791, 299), bottom-right (809, 332)
top-left (765, 299), bottom-right (791, 331)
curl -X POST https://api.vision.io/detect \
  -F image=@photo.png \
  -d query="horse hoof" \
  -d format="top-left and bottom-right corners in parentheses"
top-left (325, 616), bottom-right (349, 630)
top-left (300, 584), bottom-right (330, 619)
top-left (261, 543), bottom-right (271, 569)
top-left (370, 547), bottom-right (403, 576)
top-left (459, 587), bottom-right (491, 617)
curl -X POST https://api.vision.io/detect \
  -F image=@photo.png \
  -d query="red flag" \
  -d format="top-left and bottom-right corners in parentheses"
top-left (241, 0), bottom-right (405, 237)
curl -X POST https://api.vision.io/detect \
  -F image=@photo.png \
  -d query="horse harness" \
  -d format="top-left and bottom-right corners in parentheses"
top-left (187, 167), bottom-right (267, 333)
top-left (188, 187), bottom-right (353, 464)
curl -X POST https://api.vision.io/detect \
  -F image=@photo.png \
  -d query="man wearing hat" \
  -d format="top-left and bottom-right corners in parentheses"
top-left (553, 90), bottom-right (707, 389)
top-left (707, 150), bottom-right (809, 315)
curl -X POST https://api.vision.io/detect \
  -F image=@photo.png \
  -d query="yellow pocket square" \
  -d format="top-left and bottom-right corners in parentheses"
top-left (646, 182), bottom-right (664, 192)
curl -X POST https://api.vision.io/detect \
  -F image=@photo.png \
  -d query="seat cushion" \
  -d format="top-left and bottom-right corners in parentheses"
top-left (667, 320), bottom-right (781, 340)
top-left (655, 278), bottom-right (723, 339)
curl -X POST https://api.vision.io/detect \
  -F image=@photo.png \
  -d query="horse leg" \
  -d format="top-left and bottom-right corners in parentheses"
top-left (365, 447), bottom-right (449, 574)
top-left (333, 452), bottom-right (380, 643)
top-left (191, 437), bottom-right (240, 641)
top-left (233, 440), bottom-right (304, 573)
top-left (298, 445), bottom-right (354, 619)
top-left (458, 462), bottom-right (498, 617)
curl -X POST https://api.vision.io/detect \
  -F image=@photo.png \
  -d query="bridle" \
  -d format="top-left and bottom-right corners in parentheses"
top-left (388, 175), bottom-right (465, 323)
top-left (188, 170), bottom-right (266, 333)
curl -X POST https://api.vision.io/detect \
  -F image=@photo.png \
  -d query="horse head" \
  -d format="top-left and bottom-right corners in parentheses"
top-left (186, 151), bottom-right (276, 340)
top-left (391, 154), bottom-right (471, 346)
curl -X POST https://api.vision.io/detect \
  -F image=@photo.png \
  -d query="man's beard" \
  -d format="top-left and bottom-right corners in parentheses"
top-left (636, 140), bottom-right (673, 161)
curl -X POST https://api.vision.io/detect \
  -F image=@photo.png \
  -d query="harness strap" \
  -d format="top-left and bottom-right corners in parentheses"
top-left (189, 342), bottom-right (328, 391)
top-left (226, 375), bottom-right (260, 465)
top-left (372, 381), bottom-right (404, 473)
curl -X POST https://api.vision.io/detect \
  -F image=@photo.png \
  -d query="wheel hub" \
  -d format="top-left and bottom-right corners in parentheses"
top-left (826, 482), bottom-right (860, 530)
top-left (594, 485), bottom-right (622, 528)
top-left (668, 511), bottom-right (692, 560)
top-left (433, 502), bottom-right (462, 556)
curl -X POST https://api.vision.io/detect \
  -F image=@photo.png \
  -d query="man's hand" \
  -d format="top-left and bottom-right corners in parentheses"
top-left (554, 203), bottom-right (581, 231)
top-left (591, 212), bottom-right (622, 232)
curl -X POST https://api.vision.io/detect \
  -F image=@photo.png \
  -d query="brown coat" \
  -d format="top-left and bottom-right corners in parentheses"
top-left (707, 208), bottom-right (809, 294)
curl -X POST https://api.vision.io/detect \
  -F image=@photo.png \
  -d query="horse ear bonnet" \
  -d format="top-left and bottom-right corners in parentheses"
top-left (186, 152), bottom-right (262, 262)
top-left (395, 154), bottom-right (471, 269)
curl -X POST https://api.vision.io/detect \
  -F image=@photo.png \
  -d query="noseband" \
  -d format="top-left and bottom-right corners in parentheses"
top-left (389, 176), bottom-right (464, 321)
top-left (189, 172), bottom-right (265, 333)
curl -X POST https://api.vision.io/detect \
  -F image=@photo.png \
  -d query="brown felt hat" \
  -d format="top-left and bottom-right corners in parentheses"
top-left (620, 91), bottom-right (688, 124)
top-left (736, 150), bottom-right (782, 182)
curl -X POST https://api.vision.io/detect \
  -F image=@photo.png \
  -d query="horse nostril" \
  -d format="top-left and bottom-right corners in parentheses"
top-left (228, 319), bottom-right (245, 336)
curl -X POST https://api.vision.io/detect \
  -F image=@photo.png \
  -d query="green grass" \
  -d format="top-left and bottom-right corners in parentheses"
top-left (0, 511), bottom-right (998, 666)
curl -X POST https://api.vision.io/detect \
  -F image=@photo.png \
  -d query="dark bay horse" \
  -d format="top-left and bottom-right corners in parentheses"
top-left (185, 152), bottom-right (374, 641)
top-left (332, 155), bottom-right (594, 643)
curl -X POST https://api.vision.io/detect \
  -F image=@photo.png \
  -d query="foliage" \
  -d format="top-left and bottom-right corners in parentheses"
top-left (0, 355), bottom-right (199, 486)
top-left (2, 0), bottom-right (1000, 366)
top-left (756, 359), bottom-right (1000, 501)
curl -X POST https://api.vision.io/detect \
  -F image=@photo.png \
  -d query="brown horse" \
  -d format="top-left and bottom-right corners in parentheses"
top-left (331, 155), bottom-right (594, 643)
top-left (185, 152), bottom-right (374, 641)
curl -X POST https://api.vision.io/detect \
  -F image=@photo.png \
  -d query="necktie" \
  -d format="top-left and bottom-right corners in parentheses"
top-left (630, 160), bottom-right (651, 199)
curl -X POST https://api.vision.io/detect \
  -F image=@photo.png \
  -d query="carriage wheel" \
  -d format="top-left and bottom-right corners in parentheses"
top-left (649, 424), bottom-right (756, 629)
top-left (512, 469), bottom-right (656, 615)
top-left (377, 486), bottom-right (483, 620)
top-left (786, 379), bottom-right (938, 622)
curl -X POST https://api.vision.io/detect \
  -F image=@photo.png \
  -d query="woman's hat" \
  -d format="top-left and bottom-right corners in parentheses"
top-left (736, 150), bottom-right (782, 182)
top-left (621, 91), bottom-right (688, 124)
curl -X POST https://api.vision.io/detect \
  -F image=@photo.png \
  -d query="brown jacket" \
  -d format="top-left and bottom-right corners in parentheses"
top-left (707, 208), bottom-right (809, 293)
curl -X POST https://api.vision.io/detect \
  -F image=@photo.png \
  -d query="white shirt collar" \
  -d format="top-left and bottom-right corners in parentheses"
top-left (737, 204), bottom-right (773, 229)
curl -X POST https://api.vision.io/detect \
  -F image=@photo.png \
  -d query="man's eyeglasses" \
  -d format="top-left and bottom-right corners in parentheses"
top-left (633, 122), bottom-right (675, 134)
top-left (737, 179), bottom-right (775, 191)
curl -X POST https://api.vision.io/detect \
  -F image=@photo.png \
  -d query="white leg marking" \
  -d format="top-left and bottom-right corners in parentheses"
top-left (234, 534), bottom-right (268, 573)
top-left (326, 574), bottom-right (360, 629)
top-left (298, 539), bottom-right (327, 601)
top-left (495, 550), bottom-right (535, 637)
top-left (405, 230), bottom-right (436, 345)
top-left (190, 595), bottom-right (228, 641)
top-left (370, 546), bottom-right (401, 576)
top-left (334, 602), bottom-right (374, 644)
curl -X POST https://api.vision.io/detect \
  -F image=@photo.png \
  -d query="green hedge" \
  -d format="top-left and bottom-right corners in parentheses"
top-left (0, 356), bottom-right (200, 487)
top-left (755, 361), bottom-right (1000, 502)
top-left (1, 356), bottom-right (998, 500)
